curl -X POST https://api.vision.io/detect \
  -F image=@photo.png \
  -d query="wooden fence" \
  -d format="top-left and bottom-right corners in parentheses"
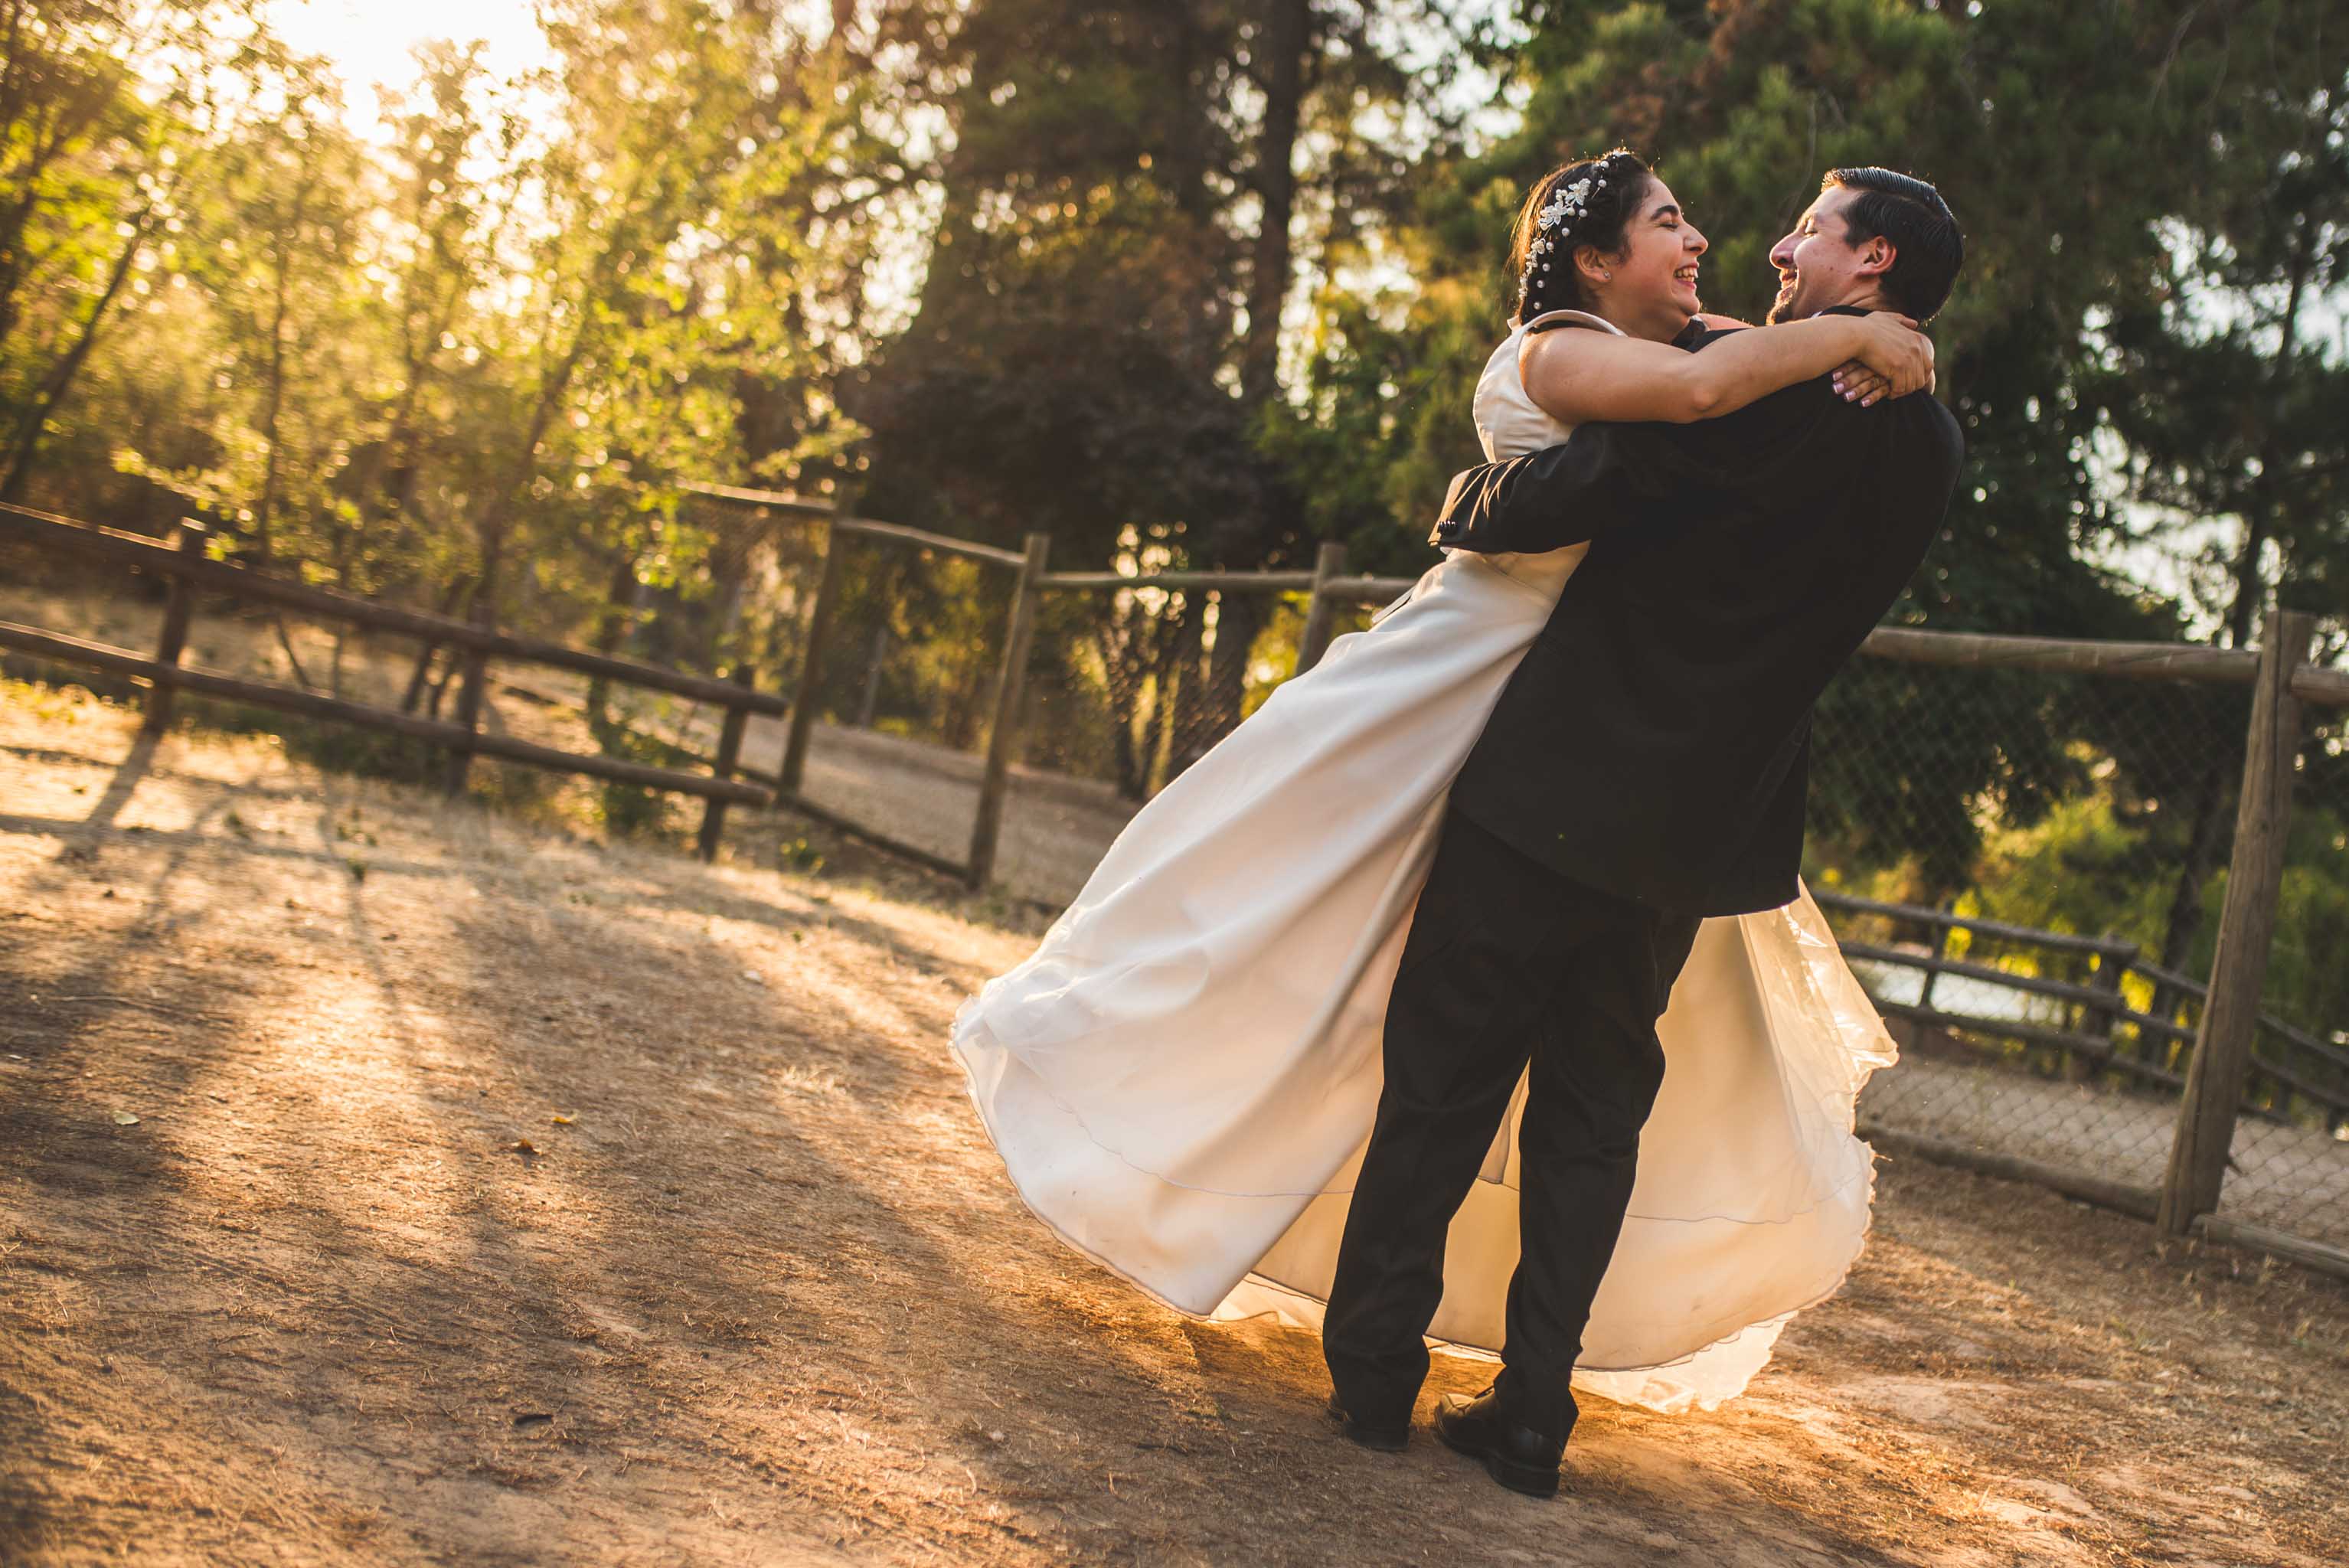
top-left (681, 481), bottom-right (1416, 887)
top-left (0, 502), bottom-right (779, 858)
top-left (8, 488), bottom-right (2346, 1272)
top-left (1824, 882), bottom-right (2349, 1278)
top-left (1812, 887), bottom-right (2349, 1126)
top-left (686, 484), bottom-right (2349, 1272)
top-left (1815, 887), bottom-right (2349, 1136)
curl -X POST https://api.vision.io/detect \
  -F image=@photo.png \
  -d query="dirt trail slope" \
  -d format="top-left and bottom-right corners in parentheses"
top-left (3, 687), bottom-right (2345, 1567)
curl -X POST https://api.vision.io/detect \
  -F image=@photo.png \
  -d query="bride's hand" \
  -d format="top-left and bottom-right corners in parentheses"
top-left (1840, 312), bottom-right (1935, 405)
top-left (1830, 361), bottom-right (1890, 405)
top-left (1833, 356), bottom-right (1938, 405)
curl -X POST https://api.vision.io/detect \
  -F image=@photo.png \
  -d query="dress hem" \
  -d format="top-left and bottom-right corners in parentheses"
top-left (949, 1018), bottom-right (1889, 1409)
top-left (951, 978), bottom-right (1884, 1228)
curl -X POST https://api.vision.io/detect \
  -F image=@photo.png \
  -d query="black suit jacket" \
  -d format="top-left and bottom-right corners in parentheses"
top-left (1433, 310), bottom-right (1965, 916)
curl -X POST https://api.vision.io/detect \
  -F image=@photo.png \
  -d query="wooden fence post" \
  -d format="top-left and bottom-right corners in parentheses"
top-left (1916, 907), bottom-right (1952, 1012)
top-left (2158, 608), bottom-right (2316, 1236)
top-left (2073, 942), bottom-right (2133, 1080)
top-left (140, 519), bottom-right (207, 737)
top-left (780, 518), bottom-right (851, 795)
top-left (1295, 540), bottom-right (1348, 677)
top-left (440, 599), bottom-right (493, 798)
top-left (697, 664), bottom-right (756, 863)
top-left (967, 531), bottom-right (1052, 890)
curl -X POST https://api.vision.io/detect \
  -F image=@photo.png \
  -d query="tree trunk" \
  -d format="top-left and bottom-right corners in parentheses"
top-left (400, 576), bottom-right (474, 714)
top-left (583, 552), bottom-right (641, 727)
top-left (2153, 214), bottom-right (2314, 984)
top-left (328, 547), bottom-right (354, 699)
top-left (1160, 598), bottom-right (1207, 785)
top-left (1095, 595), bottom-right (1167, 800)
top-left (250, 169), bottom-right (319, 565)
top-left (269, 611), bottom-right (316, 693)
top-left (467, 161), bottom-right (651, 634)
top-left (1192, 587), bottom-right (1269, 763)
top-left (1238, 0), bottom-right (1308, 411)
top-left (1145, 593), bottom-right (1191, 792)
top-left (855, 617), bottom-right (890, 728)
top-left (0, 46), bottom-right (126, 352)
top-left (0, 205), bottom-right (149, 501)
top-left (1156, 7), bottom-right (1312, 778)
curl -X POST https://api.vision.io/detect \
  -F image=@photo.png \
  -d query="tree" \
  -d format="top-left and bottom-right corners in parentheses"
top-left (858, 0), bottom-right (1437, 780)
top-left (2089, 29), bottom-right (2349, 971)
top-left (1286, 0), bottom-right (2343, 900)
top-left (0, 0), bottom-right (287, 501)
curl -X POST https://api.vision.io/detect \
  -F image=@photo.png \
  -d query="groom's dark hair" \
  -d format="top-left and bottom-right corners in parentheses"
top-left (1822, 167), bottom-right (1963, 322)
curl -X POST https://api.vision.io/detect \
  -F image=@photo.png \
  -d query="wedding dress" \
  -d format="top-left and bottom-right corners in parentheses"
top-left (952, 309), bottom-right (1895, 1414)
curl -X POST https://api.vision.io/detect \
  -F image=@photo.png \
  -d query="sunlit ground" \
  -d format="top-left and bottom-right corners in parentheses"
top-left (4, 684), bottom-right (2346, 1566)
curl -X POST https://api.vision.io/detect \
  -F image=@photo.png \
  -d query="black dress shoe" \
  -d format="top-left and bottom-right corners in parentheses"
top-left (1324, 1394), bottom-right (1409, 1452)
top-left (1433, 1386), bottom-right (1567, 1498)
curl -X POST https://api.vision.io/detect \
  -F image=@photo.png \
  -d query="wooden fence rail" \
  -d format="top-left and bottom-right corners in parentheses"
top-left (0, 619), bottom-right (770, 808)
top-left (2, 503), bottom-right (776, 852)
top-left (18, 486), bottom-right (2344, 1269)
top-left (0, 505), bottom-right (792, 717)
top-left (701, 479), bottom-right (1421, 887)
top-left (1853, 626), bottom-right (2262, 684)
top-left (1808, 886), bottom-right (2347, 1121)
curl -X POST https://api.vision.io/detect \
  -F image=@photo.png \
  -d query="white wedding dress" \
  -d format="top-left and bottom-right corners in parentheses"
top-left (952, 309), bottom-right (1897, 1414)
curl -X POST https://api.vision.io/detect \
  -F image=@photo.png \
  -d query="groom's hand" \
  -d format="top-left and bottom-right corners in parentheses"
top-left (1433, 440), bottom-right (1638, 554)
top-left (1434, 462), bottom-right (1504, 548)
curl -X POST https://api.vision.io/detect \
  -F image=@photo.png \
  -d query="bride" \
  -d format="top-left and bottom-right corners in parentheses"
top-left (953, 150), bottom-right (1930, 1420)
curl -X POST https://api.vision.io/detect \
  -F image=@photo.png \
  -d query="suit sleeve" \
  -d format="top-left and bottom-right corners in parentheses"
top-left (1434, 377), bottom-right (1859, 554)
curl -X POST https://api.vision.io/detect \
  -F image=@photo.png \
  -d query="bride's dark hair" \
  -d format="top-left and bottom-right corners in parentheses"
top-left (1508, 148), bottom-right (1655, 325)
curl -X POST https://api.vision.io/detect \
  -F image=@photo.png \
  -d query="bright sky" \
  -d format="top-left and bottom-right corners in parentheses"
top-left (266, 0), bottom-right (551, 119)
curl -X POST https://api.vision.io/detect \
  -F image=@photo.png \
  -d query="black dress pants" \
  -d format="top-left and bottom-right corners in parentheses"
top-left (1322, 807), bottom-right (1701, 1439)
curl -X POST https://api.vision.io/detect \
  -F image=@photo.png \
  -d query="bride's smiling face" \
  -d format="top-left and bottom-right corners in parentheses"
top-left (1581, 178), bottom-right (1707, 338)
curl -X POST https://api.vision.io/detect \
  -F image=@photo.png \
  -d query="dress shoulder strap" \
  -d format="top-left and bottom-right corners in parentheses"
top-left (1520, 308), bottom-right (1627, 338)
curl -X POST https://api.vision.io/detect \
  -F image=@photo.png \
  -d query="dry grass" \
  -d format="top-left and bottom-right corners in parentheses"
top-left (2, 682), bottom-right (2347, 1567)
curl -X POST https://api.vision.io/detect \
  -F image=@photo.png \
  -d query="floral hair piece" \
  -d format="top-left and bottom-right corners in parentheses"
top-left (1520, 152), bottom-right (1629, 305)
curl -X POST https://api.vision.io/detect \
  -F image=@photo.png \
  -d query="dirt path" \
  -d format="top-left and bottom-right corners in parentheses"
top-left (4, 686), bottom-right (2347, 1567)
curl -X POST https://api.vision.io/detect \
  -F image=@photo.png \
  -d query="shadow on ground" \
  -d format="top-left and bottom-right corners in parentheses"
top-left (2, 688), bottom-right (2345, 1568)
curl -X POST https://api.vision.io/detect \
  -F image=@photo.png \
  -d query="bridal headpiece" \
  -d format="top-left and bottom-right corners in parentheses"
top-left (1519, 151), bottom-right (1635, 307)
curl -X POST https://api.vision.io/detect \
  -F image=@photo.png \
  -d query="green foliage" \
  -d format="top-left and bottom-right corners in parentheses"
top-left (278, 720), bottom-right (443, 788)
top-left (3, 0), bottom-right (2341, 1018)
top-left (584, 709), bottom-right (679, 838)
top-left (6, 0), bottom-right (890, 671)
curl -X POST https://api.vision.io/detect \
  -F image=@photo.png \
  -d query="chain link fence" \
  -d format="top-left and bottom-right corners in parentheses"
top-left (786, 527), bottom-right (1014, 868)
top-left (1813, 637), bottom-right (2346, 1259)
top-left (2216, 679), bottom-right (2349, 1250)
top-left (1001, 580), bottom-right (1390, 898)
top-left (1808, 656), bottom-right (2220, 1204)
top-left (1798, 651), bottom-right (2344, 1246)
top-left (678, 485), bottom-right (2344, 1271)
top-left (629, 489), bottom-right (1025, 877)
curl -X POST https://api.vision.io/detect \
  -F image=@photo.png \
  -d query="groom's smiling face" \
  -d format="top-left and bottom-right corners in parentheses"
top-left (1765, 185), bottom-right (1890, 323)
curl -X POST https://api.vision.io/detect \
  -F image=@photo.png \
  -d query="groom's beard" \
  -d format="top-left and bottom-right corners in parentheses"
top-left (1765, 272), bottom-right (1818, 325)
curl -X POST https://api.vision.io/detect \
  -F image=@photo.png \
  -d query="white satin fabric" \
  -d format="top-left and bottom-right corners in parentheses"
top-left (952, 311), bottom-right (1896, 1414)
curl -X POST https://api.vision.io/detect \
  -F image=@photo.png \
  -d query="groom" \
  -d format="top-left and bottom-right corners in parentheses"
top-left (1320, 167), bottom-right (1968, 1494)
